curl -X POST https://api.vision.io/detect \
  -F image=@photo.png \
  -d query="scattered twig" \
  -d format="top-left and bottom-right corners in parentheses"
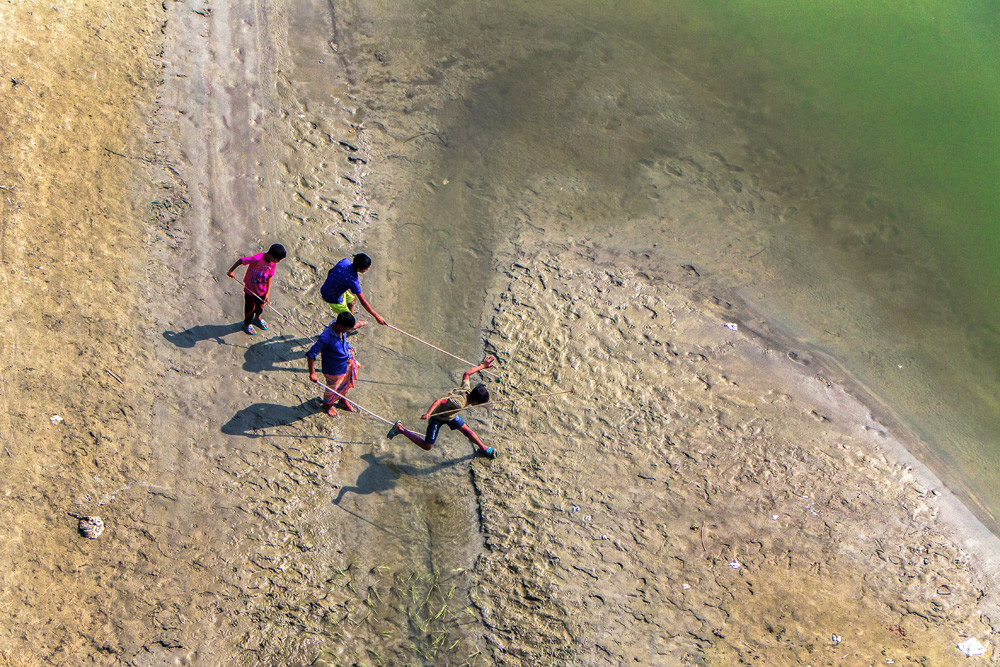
top-left (4, 447), bottom-right (11, 457)
top-left (700, 522), bottom-right (707, 552)
top-left (402, 130), bottom-right (449, 147)
top-left (105, 369), bottom-right (124, 385)
top-left (101, 146), bottom-right (167, 167)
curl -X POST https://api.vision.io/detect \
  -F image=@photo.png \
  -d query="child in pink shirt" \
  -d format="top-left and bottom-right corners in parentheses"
top-left (226, 243), bottom-right (287, 334)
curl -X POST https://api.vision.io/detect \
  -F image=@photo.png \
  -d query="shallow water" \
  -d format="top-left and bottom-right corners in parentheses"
top-left (347, 0), bottom-right (1000, 531)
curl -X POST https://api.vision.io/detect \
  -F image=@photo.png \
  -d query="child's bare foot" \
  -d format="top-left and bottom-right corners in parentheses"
top-left (353, 320), bottom-right (368, 329)
top-left (324, 402), bottom-right (338, 418)
top-left (335, 399), bottom-right (355, 413)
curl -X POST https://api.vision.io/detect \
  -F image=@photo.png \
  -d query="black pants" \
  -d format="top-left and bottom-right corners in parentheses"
top-left (244, 292), bottom-right (264, 326)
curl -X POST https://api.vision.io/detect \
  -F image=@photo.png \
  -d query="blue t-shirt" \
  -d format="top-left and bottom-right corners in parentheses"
top-left (320, 258), bottom-right (362, 304)
top-left (306, 326), bottom-right (353, 375)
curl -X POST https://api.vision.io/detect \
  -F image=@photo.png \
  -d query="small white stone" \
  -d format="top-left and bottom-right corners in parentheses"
top-left (78, 516), bottom-right (104, 539)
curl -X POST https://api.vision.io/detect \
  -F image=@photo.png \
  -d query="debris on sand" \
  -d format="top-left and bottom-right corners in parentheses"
top-left (957, 637), bottom-right (986, 657)
top-left (70, 514), bottom-right (105, 539)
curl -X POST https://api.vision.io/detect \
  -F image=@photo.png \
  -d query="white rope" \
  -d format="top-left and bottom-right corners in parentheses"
top-left (386, 324), bottom-right (499, 379)
top-left (314, 379), bottom-right (393, 426)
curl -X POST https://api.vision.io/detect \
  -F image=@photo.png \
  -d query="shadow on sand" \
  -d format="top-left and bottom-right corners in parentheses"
top-left (163, 322), bottom-right (244, 348)
top-left (332, 451), bottom-right (474, 538)
top-left (222, 398), bottom-right (322, 438)
top-left (333, 451), bottom-right (473, 506)
top-left (243, 334), bottom-right (312, 374)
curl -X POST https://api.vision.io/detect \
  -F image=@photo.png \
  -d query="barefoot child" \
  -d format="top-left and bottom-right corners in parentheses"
top-left (307, 312), bottom-right (360, 417)
top-left (320, 253), bottom-right (387, 327)
top-left (226, 243), bottom-right (287, 335)
top-left (387, 356), bottom-right (497, 458)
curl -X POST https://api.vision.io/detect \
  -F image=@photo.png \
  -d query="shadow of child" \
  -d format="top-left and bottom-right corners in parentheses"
top-left (162, 322), bottom-right (244, 348)
top-left (221, 398), bottom-right (323, 438)
top-left (243, 334), bottom-right (312, 373)
top-left (332, 451), bottom-right (474, 505)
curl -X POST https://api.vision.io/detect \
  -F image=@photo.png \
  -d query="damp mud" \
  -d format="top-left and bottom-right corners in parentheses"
top-left (1, 0), bottom-right (999, 665)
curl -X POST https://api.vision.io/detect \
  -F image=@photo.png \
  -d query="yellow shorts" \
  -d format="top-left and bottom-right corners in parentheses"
top-left (328, 291), bottom-right (356, 314)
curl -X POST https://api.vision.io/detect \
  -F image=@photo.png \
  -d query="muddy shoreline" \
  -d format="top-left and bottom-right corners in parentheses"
top-left (0, 1), bottom-right (998, 665)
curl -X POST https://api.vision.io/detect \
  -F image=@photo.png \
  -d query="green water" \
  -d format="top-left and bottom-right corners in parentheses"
top-left (564, 0), bottom-right (1000, 322)
top-left (698, 0), bottom-right (1000, 320)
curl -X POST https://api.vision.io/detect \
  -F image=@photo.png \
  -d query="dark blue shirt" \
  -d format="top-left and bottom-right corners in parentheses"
top-left (306, 326), bottom-right (353, 375)
top-left (320, 258), bottom-right (362, 304)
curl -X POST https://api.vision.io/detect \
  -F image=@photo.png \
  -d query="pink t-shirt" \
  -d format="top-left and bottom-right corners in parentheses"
top-left (240, 253), bottom-right (276, 297)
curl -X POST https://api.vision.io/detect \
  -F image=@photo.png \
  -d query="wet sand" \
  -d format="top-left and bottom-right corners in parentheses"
top-left (0, 1), bottom-right (998, 665)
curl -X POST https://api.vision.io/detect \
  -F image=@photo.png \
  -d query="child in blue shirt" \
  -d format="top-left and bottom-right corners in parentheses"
top-left (320, 253), bottom-right (387, 327)
top-left (306, 312), bottom-right (360, 417)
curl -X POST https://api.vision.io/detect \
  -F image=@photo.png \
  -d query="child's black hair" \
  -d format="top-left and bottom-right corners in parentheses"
top-left (353, 253), bottom-right (372, 271)
top-left (268, 243), bottom-right (287, 260)
top-left (335, 311), bottom-right (356, 329)
top-left (468, 383), bottom-right (489, 405)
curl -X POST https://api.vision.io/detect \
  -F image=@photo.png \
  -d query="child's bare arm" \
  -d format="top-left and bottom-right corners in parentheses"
top-left (421, 398), bottom-right (447, 420)
top-left (462, 355), bottom-right (496, 383)
top-left (356, 292), bottom-right (387, 326)
top-left (308, 357), bottom-right (319, 383)
top-left (226, 258), bottom-right (243, 277)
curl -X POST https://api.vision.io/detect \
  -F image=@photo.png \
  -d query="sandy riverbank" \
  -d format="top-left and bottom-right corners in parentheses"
top-left (470, 234), bottom-right (1000, 664)
top-left (0, 1), bottom-right (998, 665)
